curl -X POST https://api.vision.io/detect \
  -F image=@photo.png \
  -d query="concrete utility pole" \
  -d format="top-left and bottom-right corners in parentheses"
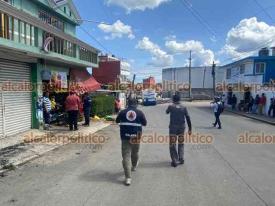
top-left (212, 61), bottom-right (216, 97)
top-left (189, 50), bottom-right (192, 99)
top-left (203, 67), bottom-right (206, 89)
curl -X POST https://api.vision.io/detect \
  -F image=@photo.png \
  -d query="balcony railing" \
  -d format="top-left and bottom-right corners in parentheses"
top-left (0, 9), bottom-right (98, 64)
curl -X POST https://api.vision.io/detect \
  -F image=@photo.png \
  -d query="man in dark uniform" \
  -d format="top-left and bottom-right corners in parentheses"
top-left (116, 98), bottom-right (147, 186)
top-left (83, 92), bottom-right (92, 126)
top-left (166, 94), bottom-right (192, 167)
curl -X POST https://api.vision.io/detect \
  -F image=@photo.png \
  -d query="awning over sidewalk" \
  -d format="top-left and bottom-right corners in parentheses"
top-left (70, 68), bottom-right (101, 94)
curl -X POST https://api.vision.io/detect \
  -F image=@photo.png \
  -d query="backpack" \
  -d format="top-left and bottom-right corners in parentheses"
top-left (217, 102), bottom-right (224, 114)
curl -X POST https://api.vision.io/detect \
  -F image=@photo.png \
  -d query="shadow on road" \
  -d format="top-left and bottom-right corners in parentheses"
top-left (139, 161), bottom-right (170, 169)
top-left (79, 170), bottom-right (124, 185)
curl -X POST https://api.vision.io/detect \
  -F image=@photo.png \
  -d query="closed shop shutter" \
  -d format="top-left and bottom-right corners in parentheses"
top-left (0, 59), bottom-right (32, 138)
top-left (0, 93), bottom-right (3, 138)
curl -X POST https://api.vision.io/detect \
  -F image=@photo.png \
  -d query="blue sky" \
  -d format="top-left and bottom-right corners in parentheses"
top-left (73, 0), bottom-right (275, 82)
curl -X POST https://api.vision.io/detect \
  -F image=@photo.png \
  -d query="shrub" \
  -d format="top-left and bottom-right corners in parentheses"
top-left (91, 95), bottom-right (115, 117)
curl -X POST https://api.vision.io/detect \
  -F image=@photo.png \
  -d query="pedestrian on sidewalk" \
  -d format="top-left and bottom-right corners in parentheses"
top-left (253, 94), bottom-right (260, 114)
top-left (247, 96), bottom-right (254, 114)
top-left (82, 92), bottom-right (92, 127)
top-left (231, 94), bottom-right (237, 110)
top-left (166, 94), bottom-right (192, 168)
top-left (268, 98), bottom-right (275, 118)
top-left (65, 91), bottom-right (81, 131)
top-left (211, 97), bottom-right (223, 129)
top-left (43, 92), bottom-right (51, 130)
top-left (259, 93), bottom-right (267, 115)
top-left (116, 98), bottom-right (147, 186)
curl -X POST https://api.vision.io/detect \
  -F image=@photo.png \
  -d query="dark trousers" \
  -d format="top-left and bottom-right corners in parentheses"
top-left (214, 112), bottom-right (221, 128)
top-left (43, 111), bottom-right (51, 125)
top-left (84, 108), bottom-right (91, 125)
top-left (268, 106), bottom-right (275, 117)
top-left (169, 128), bottom-right (185, 163)
top-left (68, 110), bottom-right (78, 130)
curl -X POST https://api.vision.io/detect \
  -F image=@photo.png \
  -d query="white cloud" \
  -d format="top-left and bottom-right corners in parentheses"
top-left (106, 0), bottom-right (170, 12)
top-left (165, 40), bottom-right (216, 66)
top-left (98, 20), bottom-right (135, 40)
top-left (136, 37), bottom-right (173, 67)
top-left (222, 17), bottom-right (275, 58)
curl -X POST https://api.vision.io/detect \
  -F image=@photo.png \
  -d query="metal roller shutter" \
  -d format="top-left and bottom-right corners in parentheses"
top-left (0, 59), bottom-right (32, 138)
top-left (0, 93), bottom-right (3, 138)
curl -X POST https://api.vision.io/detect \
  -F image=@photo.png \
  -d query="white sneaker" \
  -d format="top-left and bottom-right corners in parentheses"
top-left (125, 178), bottom-right (131, 186)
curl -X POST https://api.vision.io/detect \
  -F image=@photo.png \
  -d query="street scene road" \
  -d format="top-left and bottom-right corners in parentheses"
top-left (0, 102), bottom-right (274, 206)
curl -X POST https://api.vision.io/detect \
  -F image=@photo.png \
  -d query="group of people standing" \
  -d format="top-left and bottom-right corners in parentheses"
top-left (230, 92), bottom-right (275, 117)
top-left (42, 91), bottom-right (92, 131)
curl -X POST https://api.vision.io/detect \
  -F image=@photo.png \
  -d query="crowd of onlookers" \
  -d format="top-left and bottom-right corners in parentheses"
top-left (226, 93), bottom-right (275, 118)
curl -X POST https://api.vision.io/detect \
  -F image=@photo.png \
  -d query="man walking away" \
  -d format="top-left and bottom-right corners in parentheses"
top-left (83, 92), bottom-right (92, 126)
top-left (43, 92), bottom-right (51, 130)
top-left (116, 98), bottom-right (147, 186)
top-left (166, 94), bottom-right (192, 168)
top-left (211, 97), bottom-right (223, 129)
top-left (65, 91), bottom-right (81, 131)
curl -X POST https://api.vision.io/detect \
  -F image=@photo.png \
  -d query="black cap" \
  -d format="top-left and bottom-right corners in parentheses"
top-left (128, 98), bottom-right (137, 107)
top-left (173, 94), bottom-right (180, 103)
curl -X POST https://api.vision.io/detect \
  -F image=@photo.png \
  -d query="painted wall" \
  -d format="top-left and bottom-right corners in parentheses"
top-left (13, 0), bottom-right (77, 36)
top-left (93, 61), bottom-right (121, 85)
top-left (162, 67), bottom-right (223, 89)
top-left (254, 59), bottom-right (275, 83)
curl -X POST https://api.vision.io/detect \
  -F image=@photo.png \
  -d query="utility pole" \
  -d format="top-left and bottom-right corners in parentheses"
top-left (203, 66), bottom-right (206, 89)
top-left (189, 50), bottom-right (192, 99)
top-left (212, 61), bottom-right (216, 97)
top-left (129, 74), bottom-right (136, 99)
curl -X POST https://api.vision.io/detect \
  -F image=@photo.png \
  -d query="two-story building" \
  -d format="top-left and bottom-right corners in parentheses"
top-left (92, 55), bottom-right (131, 86)
top-left (0, 0), bottom-right (100, 138)
top-left (220, 48), bottom-right (275, 114)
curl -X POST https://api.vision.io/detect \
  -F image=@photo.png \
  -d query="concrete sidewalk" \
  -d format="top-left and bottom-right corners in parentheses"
top-left (0, 121), bottom-right (112, 175)
top-left (225, 108), bottom-right (275, 125)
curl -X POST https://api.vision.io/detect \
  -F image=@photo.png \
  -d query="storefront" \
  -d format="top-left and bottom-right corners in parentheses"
top-left (32, 63), bottom-right (101, 129)
top-left (0, 58), bottom-right (32, 138)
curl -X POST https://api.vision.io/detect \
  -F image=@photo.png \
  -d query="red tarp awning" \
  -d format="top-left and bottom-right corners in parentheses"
top-left (70, 69), bottom-right (101, 94)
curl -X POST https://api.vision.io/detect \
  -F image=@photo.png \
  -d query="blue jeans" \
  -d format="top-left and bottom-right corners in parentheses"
top-left (43, 111), bottom-right (51, 125)
top-left (214, 112), bottom-right (221, 128)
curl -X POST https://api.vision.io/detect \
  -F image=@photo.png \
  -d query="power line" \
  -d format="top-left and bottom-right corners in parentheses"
top-left (179, 0), bottom-right (218, 40)
top-left (53, 4), bottom-right (113, 54)
top-left (219, 39), bottom-right (274, 65)
top-left (253, 0), bottom-right (274, 22)
top-left (79, 26), bottom-right (112, 54)
top-left (76, 19), bottom-right (112, 25)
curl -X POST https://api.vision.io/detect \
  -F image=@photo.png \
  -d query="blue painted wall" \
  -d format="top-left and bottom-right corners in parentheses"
top-left (254, 58), bottom-right (275, 83)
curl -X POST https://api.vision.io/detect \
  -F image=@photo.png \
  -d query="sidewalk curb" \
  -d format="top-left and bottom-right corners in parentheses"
top-left (0, 123), bottom-right (111, 176)
top-left (226, 109), bottom-right (275, 126)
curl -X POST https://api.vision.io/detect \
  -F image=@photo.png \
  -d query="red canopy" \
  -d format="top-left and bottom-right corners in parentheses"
top-left (70, 69), bottom-right (101, 94)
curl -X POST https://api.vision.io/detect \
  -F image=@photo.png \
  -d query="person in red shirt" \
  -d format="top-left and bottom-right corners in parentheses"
top-left (65, 91), bottom-right (81, 131)
top-left (259, 93), bottom-right (267, 115)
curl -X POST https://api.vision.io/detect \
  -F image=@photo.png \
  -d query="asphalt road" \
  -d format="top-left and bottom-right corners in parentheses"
top-left (0, 102), bottom-right (274, 206)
